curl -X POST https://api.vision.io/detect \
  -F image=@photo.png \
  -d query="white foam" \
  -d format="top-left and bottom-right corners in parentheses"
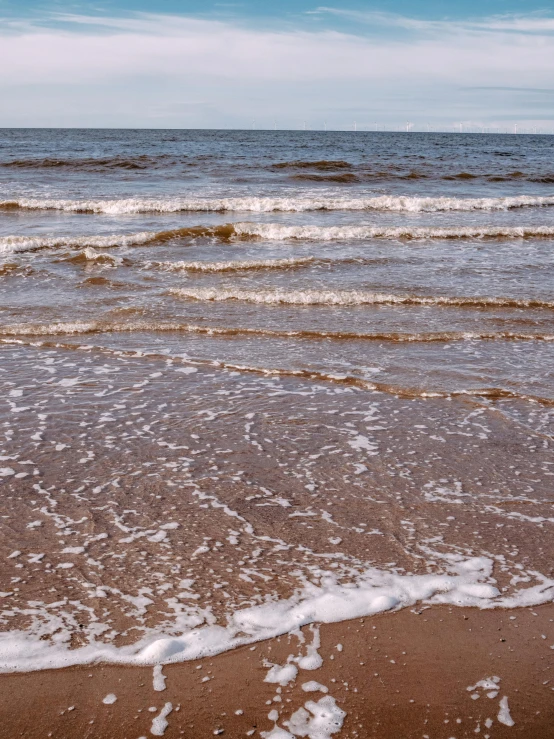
top-left (169, 287), bottom-right (554, 310)
top-left (262, 728), bottom-right (295, 739)
top-left (153, 664), bottom-right (167, 691)
top-left (4, 321), bottom-right (552, 344)
top-left (467, 676), bottom-right (501, 692)
top-left (497, 696), bottom-right (515, 727)
top-left (1, 556), bottom-right (552, 674)
top-left (81, 247), bottom-right (123, 265)
top-left (0, 232), bottom-right (157, 255)
top-left (302, 682), bottom-right (329, 694)
top-left (265, 662), bottom-right (298, 686)
top-left (232, 222), bottom-right (554, 241)
top-left (284, 696), bottom-right (346, 739)
top-left (3, 221), bottom-right (553, 257)
top-left (3, 194), bottom-right (554, 213)
top-left (297, 626), bottom-right (323, 670)
top-left (147, 257), bottom-right (315, 272)
top-left (151, 702), bottom-right (173, 736)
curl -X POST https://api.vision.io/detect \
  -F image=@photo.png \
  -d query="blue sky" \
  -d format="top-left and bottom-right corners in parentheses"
top-left (3, 1), bottom-right (551, 21)
top-left (2, 1), bottom-right (554, 128)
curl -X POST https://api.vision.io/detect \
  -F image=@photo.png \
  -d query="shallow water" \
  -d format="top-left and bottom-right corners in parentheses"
top-left (0, 130), bottom-right (553, 673)
top-left (1, 130), bottom-right (553, 402)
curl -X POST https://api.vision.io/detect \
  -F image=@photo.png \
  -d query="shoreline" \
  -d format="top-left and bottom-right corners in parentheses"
top-left (1, 603), bottom-right (552, 738)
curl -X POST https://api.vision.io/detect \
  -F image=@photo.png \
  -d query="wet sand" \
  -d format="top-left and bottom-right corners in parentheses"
top-left (1, 604), bottom-right (553, 738)
top-left (1, 343), bottom-right (553, 738)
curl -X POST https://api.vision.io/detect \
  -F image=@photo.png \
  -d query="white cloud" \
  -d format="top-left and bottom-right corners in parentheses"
top-left (312, 7), bottom-right (554, 35)
top-left (1, 11), bottom-right (554, 127)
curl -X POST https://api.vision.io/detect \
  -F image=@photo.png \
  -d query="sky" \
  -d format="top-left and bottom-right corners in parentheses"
top-left (1, 1), bottom-right (554, 129)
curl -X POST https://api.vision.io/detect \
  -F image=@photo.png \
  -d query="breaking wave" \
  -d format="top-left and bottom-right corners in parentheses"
top-left (0, 232), bottom-right (165, 256)
top-left (0, 226), bottom-right (236, 255)
top-left (4, 222), bottom-right (554, 256)
top-left (2, 194), bottom-right (554, 214)
top-left (143, 256), bottom-right (315, 273)
top-left (169, 287), bottom-right (554, 309)
top-left (230, 223), bottom-right (554, 241)
top-left (65, 247), bottom-right (124, 266)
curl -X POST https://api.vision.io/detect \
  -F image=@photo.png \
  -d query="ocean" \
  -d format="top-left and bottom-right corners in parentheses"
top-left (0, 129), bottom-right (553, 678)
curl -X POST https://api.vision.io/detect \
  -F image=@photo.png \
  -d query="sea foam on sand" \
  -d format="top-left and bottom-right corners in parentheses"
top-left (0, 556), bottom-right (552, 673)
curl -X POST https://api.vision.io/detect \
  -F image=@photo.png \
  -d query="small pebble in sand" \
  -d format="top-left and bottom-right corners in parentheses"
top-left (102, 694), bottom-right (117, 705)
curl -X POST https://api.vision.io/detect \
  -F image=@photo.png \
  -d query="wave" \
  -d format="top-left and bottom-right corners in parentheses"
top-left (0, 155), bottom-right (182, 171)
top-left (213, 362), bottom-right (554, 406)
top-left (3, 155), bottom-right (552, 185)
top-left (442, 171), bottom-right (554, 182)
top-left (0, 263), bottom-right (34, 277)
top-left (65, 247), bottom-right (124, 266)
top-left (0, 232), bottom-right (167, 256)
top-left (80, 276), bottom-right (126, 288)
top-left (169, 287), bottom-right (554, 310)
top-left (291, 173), bottom-right (359, 183)
top-left (2, 546), bottom-right (552, 673)
top-left (0, 226), bottom-right (238, 255)
top-left (1, 321), bottom-right (552, 343)
top-left (144, 256), bottom-right (315, 273)
top-left (272, 160), bottom-right (352, 170)
top-left (271, 163), bottom-right (554, 183)
top-left (2, 194), bottom-right (554, 214)
top-left (5, 222), bottom-right (554, 256)
top-left (3, 335), bottom-right (552, 407)
top-left (229, 223), bottom-right (554, 241)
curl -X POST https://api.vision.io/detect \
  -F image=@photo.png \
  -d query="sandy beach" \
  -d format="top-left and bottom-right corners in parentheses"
top-left (1, 128), bottom-right (554, 738)
top-left (1, 604), bottom-right (552, 738)
top-left (1, 341), bottom-right (553, 738)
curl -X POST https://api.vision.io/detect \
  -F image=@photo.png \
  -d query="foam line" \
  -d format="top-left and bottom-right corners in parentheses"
top-left (2, 194), bottom-right (554, 214)
top-left (1, 557), bottom-right (552, 673)
top-left (169, 287), bottom-right (554, 310)
top-left (1, 321), bottom-right (553, 342)
top-left (145, 256), bottom-right (315, 272)
top-left (3, 222), bottom-right (554, 255)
